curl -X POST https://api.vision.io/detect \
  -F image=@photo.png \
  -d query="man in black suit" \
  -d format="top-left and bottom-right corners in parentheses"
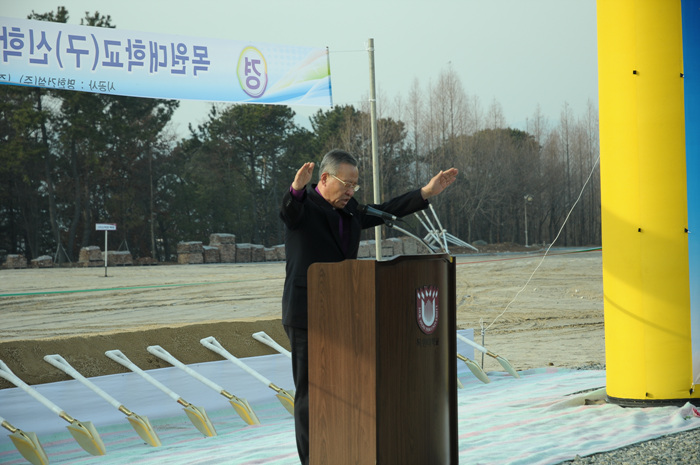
top-left (280, 149), bottom-right (458, 464)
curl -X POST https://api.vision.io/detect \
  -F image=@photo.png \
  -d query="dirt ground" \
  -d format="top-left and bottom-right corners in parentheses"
top-left (0, 247), bottom-right (604, 389)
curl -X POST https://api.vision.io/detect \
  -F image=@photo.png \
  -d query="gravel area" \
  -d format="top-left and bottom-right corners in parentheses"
top-left (562, 365), bottom-right (700, 464)
top-left (562, 427), bottom-right (700, 464)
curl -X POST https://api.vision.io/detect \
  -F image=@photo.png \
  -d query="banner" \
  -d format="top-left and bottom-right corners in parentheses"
top-left (0, 17), bottom-right (332, 106)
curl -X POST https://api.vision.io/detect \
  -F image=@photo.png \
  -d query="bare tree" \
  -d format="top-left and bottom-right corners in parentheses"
top-left (526, 104), bottom-right (549, 149)
top-left (558, 102), bottom-right (575, 245)
top-left (485, 98), bottom-right (507, 130)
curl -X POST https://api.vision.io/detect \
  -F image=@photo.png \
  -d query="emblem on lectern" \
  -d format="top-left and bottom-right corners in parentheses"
top-left (416, 285), bottom-right (439, 335)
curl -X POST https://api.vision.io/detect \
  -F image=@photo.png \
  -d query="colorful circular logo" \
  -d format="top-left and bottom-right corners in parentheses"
top-left (237, 46), bottom-right (268, 98)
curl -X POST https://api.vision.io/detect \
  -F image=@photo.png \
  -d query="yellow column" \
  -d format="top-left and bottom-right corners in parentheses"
top-left (598, 0), bottom-right (695, 404)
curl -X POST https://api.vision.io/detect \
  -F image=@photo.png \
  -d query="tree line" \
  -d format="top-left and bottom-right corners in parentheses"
top-left (0, 9), bottom-right (600, 264)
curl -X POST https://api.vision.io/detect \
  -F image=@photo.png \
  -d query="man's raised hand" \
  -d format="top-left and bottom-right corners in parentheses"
top-left (292, 162), bottom-right (315, 191)
top-left (421, 167), bottom-right (459, 199)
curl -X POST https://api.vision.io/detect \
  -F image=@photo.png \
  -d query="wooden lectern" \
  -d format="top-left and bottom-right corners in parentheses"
top-left (308, 254), bottom-right (457, 465)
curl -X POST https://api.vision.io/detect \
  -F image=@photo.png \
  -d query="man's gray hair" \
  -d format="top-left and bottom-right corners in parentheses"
top-left (319, 149), bottom-right (358, 177)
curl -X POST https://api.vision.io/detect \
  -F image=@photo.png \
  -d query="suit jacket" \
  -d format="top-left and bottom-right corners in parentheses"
top-left (280, 184), bottom-right (429, 328)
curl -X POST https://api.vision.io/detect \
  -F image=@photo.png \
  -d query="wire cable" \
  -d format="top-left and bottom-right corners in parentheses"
top-left (481, 153), bottom-right (601, 332)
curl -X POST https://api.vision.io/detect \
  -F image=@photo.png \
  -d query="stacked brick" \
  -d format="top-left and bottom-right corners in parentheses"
top-left (235, 243), bottom-right (252, 263)
top-left (2, 254), bottom-right (27, 269)
top-left (400, 236), bottom-right (420, 255)
top-left (31, 255), bottom-right (53, 268)
top-left (385, 238), bottom-right (404, 256)
top-left (0, 234), bottom-right (432, 272)
top-left (177, 241), bottom-right (204, 264)
top-left (357, 240), bottom-right (395, 258)
top-left (265, 245), bottom-right (285, 261)
top-left (175, 236), bottom-right (416, 264)
top-left (79, 246), bottom-right (104, 267)
top-left (104, 251), bottom-right (133, 266)
top-left (203, 246), bottom-right (220, 263)
top-left (209, 233), bottom-right (236, 263)
top-left (251, 244), bottom-right (265, 262)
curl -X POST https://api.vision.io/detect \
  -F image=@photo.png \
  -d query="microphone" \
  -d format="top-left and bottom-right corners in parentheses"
top-left (358, 204), bottom-right (398, 222)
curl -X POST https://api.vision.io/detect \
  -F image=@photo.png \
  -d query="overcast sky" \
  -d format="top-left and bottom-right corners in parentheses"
top-left (1, 0), bottom-right (598, 137)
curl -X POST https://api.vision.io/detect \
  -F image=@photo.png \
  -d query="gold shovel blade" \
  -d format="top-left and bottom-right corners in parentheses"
top-left (275, 390), bottom-right (295, 417)
top-left (9, 430), bottom-right (50, 465)
top-left (228, 397), bottom-right (260, 426)
top-left (66, 420), bottom-right (106, 456)
top-left (126, 414), bottom-right (162, 447)
top-left (462, 358), bottom-right (491, 384)
top-left (497, 356), bottom-right (520, 378)
top-left (183, 406), bottom-right (217, 437)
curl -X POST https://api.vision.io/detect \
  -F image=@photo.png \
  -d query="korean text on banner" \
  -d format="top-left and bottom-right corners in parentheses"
top-left (0, 17), bottom-right (332, 107)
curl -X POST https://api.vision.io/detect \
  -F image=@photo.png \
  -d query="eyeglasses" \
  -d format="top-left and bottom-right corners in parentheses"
top-left (328, 173), bottom-right (361, 192)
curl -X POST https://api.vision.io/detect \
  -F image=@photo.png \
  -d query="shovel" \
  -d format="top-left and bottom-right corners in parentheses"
top-left (456, 353), bottom-right (491, 384)
top-left (456, 333), bottom-right (520, 378)
top-left (428, 204), bottom-right (450, 253)
top-left (0, 360), bottom-right (105, 456)
top-left (104, 349), bottom-right (217, 437)
top-left (416, 211), bottom-right (443, 251)
top-left (200, 337), bottom-right (295, 416)
top-left (1, 415), bottom-right (50, 465)
top-left (43, 354), bottom-right (161, 447)
top-left (251, 331), bottom-right (292, 358)
top-left (146, 345), bottom-right (261, 425)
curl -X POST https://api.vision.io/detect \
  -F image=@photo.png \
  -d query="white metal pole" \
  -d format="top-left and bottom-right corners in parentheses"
top-left (523, 194), bottom-right (533, 247)
top-left (368, 38), bottom-right (382, 260)
top-left (104, 230), bottom-right (108, 277)
top-left (524, 201), bottom-right (529, 247)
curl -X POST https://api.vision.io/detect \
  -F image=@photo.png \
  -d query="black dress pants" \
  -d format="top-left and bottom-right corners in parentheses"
top-left (284, 325), bottom-right (309, 465)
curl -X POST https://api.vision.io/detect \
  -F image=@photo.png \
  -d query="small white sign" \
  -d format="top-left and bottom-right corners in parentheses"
top-left (96, 223), bottom-right (117, 231)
